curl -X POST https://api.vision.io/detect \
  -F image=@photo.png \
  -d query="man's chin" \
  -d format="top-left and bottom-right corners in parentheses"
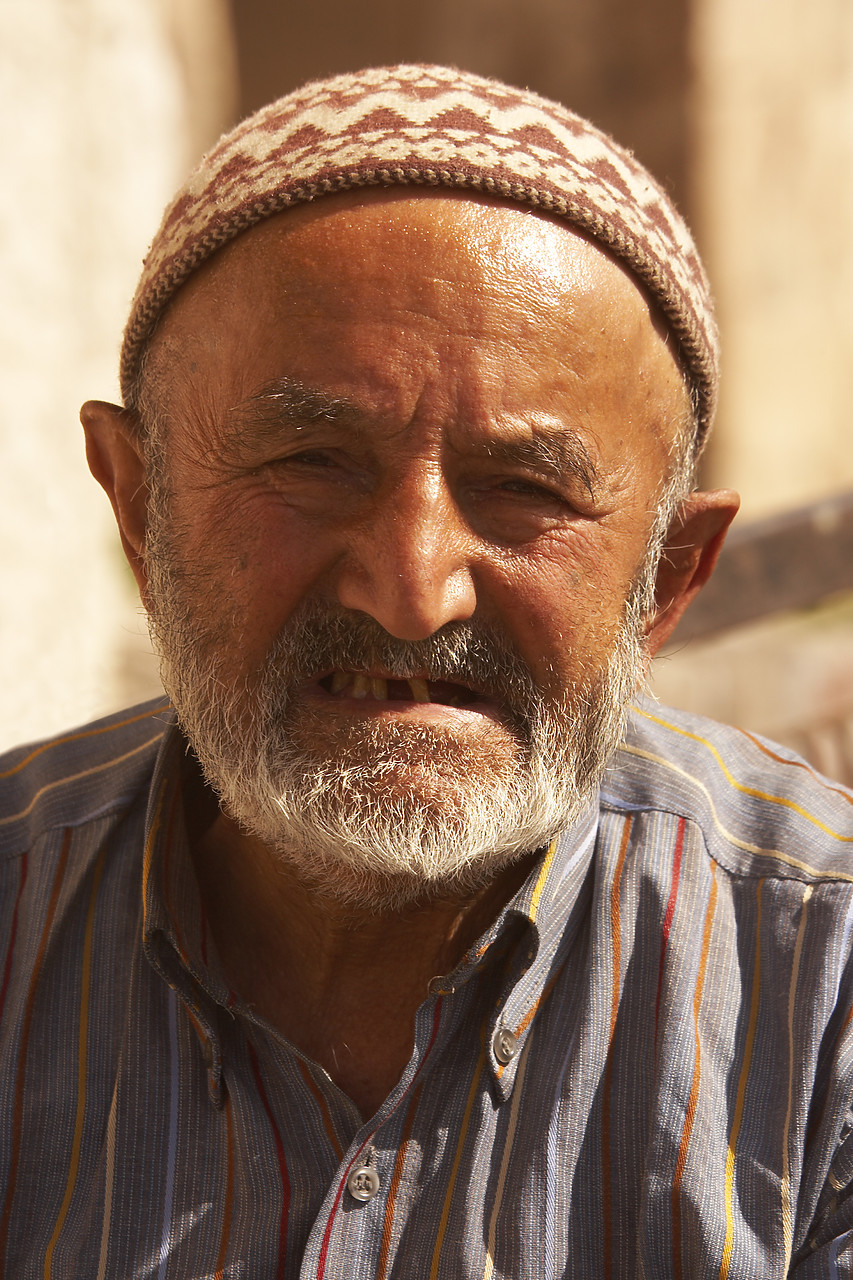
top-left (226, 791), bottom-right (550, 914)
top-left (206, 727), bottom-right (579, 914)
top-left (277, 709), bottom-right (524, 795)
top-left (283, 695), bottom-right (525, 758)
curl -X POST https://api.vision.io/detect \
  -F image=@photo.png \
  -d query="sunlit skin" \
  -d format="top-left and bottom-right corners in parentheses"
top-left (83, 192), bottom-right (738, 1115)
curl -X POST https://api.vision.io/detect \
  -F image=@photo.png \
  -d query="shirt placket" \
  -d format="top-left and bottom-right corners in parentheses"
top-left (298, 990), bottom-right (449, 1279)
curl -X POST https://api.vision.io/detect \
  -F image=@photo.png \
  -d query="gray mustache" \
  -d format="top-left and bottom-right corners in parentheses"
top-left (265, 604), bottom-right (541, 719)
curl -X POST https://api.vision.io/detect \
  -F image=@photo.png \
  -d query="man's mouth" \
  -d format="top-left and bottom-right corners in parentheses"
top-left (317, 671), bottom-right (485, 708)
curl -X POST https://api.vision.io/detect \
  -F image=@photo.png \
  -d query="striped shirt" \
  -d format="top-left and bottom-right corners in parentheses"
top-left (1, 697), bottom-right (853, 1277)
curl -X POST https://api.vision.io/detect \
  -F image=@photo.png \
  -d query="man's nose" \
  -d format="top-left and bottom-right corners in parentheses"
top-left (333, 471), bottom-right (477, 641)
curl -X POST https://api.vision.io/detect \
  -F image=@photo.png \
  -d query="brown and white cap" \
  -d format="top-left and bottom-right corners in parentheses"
top-left (121, 63), bottom-right (718, 444)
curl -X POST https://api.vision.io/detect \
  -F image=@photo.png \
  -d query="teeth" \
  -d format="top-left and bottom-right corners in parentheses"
top-left (330, 671), bottom-right (434, 703)
top-left (409, 678), bottom-right (430, 703)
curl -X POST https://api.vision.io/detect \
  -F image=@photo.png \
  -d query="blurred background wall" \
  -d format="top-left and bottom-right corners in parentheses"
top-left (0, 0), bottom-right (236, 747)
top-left (2, 0), bottom-right (853, 773)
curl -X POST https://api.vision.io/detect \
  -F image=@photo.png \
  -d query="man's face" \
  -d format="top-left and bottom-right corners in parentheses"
top-left (141, 193), bottom-right (689, 906)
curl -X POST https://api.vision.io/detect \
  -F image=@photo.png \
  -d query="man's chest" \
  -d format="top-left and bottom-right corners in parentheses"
top-left (0, 897), bottom-right (833, 1280)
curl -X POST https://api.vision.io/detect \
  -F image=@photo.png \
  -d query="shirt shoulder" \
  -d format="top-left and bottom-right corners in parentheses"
top-left (600, 699), bottom-right (853, 884)
top-left (0, 698), bottom-right (173, 859)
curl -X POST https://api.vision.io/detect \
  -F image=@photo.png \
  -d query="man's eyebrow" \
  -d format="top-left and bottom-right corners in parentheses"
top-left (226, 377), bottom-right (364, 440)
top-left (224, 380), bottom-right (598, 495)
top-left (483, 430), bottom-right (599, 497)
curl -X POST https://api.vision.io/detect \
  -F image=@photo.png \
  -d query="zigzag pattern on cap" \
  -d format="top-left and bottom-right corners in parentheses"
top-left (121, 63), bottom-right (718, 442)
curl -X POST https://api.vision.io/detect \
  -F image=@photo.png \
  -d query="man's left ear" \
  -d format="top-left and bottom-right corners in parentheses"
top-left (644, 488), bottom-right (740, 658)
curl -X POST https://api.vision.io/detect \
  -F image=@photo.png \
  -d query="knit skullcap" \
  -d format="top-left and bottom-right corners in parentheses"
top-left (121, 63), bottom-right (718, 444)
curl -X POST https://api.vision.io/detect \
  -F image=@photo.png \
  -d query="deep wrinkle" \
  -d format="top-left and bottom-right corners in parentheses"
top-left (223, 373), bottom-right (600, 501)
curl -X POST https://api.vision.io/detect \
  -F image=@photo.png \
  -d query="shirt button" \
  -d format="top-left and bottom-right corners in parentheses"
top-left (493, 1025), bottom-right (518, 1065)
top-left (347, 1162), bottom-right (381, 1202)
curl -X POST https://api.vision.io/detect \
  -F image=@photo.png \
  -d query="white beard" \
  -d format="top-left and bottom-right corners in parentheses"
top-left (146, 517), bottom-right (648, 910)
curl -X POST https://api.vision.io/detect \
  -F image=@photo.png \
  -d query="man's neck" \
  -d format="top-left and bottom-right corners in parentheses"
top-left (190, 814), bottom-right (538, 1118)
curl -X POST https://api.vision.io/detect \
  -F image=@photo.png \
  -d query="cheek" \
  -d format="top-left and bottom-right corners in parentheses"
top-left (486, 532), bottom-right (638, 689)
top-left (170, 487), bottom-right (339, 660)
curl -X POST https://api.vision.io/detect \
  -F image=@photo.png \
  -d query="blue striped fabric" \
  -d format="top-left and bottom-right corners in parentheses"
top-left (1, 697), bottom-right (853, 1277)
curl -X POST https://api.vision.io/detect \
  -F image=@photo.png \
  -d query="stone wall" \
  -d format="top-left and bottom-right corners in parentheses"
top-left (0, 0), bottom-right (235, 750)
top-left (693, 0), bottom-right (853, 518)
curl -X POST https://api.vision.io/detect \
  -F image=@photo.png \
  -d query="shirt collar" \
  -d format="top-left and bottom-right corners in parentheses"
top-left (476, 806), bottom-right (600, 1101)
top-left (422, 803), bottom-right (599, 1101)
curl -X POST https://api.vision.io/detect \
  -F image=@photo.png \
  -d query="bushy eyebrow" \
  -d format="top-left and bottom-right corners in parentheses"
top-left (226, 376), bottom-right (364, 441)
top-left (481, 432), bottom-right (599, 498)
top-left (225, 375), bottom-right (598, 496)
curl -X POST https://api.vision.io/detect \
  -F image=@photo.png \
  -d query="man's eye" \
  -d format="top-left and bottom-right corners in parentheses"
top-left (275, 450), bottom-right (337, 469)
top-left (498, 478), bottom-right (564, 502)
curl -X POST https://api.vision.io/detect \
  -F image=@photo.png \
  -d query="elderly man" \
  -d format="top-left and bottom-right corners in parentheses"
top-left (1, 64), bottom-right (852, 1278)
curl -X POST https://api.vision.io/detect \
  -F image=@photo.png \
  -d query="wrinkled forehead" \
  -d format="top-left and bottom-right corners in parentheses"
top-left (143, 190), bottom-right (690, 471)
top-left (152, 187), bottom-right (669, 345)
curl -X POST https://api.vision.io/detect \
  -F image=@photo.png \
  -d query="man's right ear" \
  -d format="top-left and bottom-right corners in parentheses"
top-left (80, 400), bottom-right (149, 597)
